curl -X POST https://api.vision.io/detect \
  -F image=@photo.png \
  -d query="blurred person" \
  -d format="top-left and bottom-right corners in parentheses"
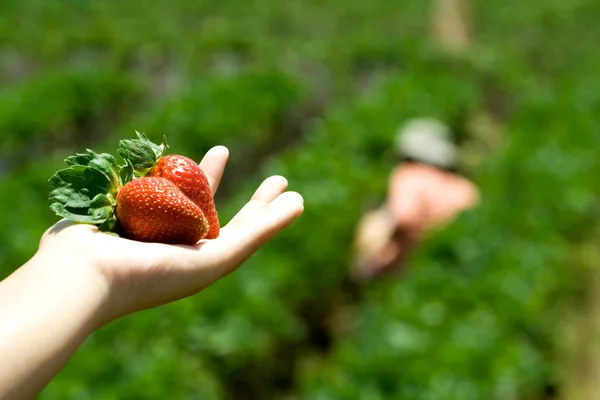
top-left (0, 146), bottom-right (304, 400)
top-left (352, 118), bottom-right (479, 280)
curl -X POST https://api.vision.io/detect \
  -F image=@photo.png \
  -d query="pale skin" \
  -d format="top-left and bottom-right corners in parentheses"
top-left (0, 146), bottom-right (304, 400)
top-left (387, 162), bottom-right (479, 235)
top-left (353, 162), bottom-right (478, 279)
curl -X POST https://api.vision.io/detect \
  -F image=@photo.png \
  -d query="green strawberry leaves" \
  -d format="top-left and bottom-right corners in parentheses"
top-left (118, 131), bottom-right (168, 175)
top-left (50, 203), bottom-right (111, 224)
top-left (119, 159), bottom-right (135, 185)
top-left (49, 152), bottom-right (120, 228)
top-left (65, 151), bottom-right (121, 188)
top-left (49, 132), bottom-right (167, 233)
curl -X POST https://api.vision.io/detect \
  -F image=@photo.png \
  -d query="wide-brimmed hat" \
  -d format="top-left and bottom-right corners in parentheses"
top-left (394, 118), bottom-right (457, 169)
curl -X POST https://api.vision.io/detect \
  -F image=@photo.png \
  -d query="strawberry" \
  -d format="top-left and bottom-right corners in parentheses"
top-left (116, 177), bottom-right (209, 244)
top-left (49, 131), bottom-right (220, 245)
top-left (149, 155), bottom-right (220, 239)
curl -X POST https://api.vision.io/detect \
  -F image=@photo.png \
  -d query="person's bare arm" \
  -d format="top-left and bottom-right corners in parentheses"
top-left (387, 165), bottom-right (424, 231)
top-left (0, 146), bottom-right (303, 400)
top-left (457, 176), bottom-right (480, 210)
top-left (0, 254), bottom-right (110, 400)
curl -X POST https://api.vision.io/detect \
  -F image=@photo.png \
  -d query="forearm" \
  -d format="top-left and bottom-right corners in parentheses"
top-left (0, 252), bottom-right (110, 400)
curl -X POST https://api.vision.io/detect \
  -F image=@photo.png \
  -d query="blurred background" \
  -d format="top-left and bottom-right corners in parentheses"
top-left (1, 0), bottom-right (600, 399)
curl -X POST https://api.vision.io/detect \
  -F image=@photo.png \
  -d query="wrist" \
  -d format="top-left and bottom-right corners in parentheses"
top-left (0, 251), bottom-right (114, 399)
top-left (11, 250), bottom-right (115, 333)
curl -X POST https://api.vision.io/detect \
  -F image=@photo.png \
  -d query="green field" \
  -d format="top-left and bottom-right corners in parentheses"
top-left (1, 1), bottom-right (599, 398)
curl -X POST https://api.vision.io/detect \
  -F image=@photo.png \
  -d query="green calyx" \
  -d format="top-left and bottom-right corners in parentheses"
top-left (118, 131), bottom-right (168, 176)
top-left (48, 132), bottom-right (168, 233)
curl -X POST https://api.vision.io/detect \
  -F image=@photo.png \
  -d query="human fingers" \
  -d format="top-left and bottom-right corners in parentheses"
top-left (217, 190), bottom-right (304, 268)
top-left (164, 177), bottom-right (301, 281)
top-left (223, 175), bottom-right (289, 229)
top-left (198, 146), bottom-right (229, 195)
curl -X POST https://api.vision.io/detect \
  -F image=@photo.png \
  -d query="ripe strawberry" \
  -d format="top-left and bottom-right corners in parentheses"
top-left (149, 155), bottom-right (220, 239)
top-left (49, 132), bottom-right (221, 245)
top-left (116, 177), bottom-right (209, 245)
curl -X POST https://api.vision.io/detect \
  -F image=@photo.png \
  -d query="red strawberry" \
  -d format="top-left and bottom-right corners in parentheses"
top-left (149, 154), bottom-right (220, 239)
top-left (48, 132), bottom-right (221, 245)
top-left (116, 177), bottom-right (209, 245)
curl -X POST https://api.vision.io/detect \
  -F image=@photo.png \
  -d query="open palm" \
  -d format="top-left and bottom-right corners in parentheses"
top-left (39, 146), bottom-right (304, 319)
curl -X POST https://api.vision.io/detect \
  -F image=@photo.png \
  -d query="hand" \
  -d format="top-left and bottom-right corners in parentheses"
top-left (36, 146), bottom-right (304, 324)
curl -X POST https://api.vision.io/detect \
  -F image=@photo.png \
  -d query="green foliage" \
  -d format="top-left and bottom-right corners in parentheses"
top-left (1, 0), bottom-right (599, 399)
top-left (49, 149), bottom-right (121, 230)
top-left (0, 67), bottom-right (136, 155)
top-left (117, 132), bottom-right (168, 172)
